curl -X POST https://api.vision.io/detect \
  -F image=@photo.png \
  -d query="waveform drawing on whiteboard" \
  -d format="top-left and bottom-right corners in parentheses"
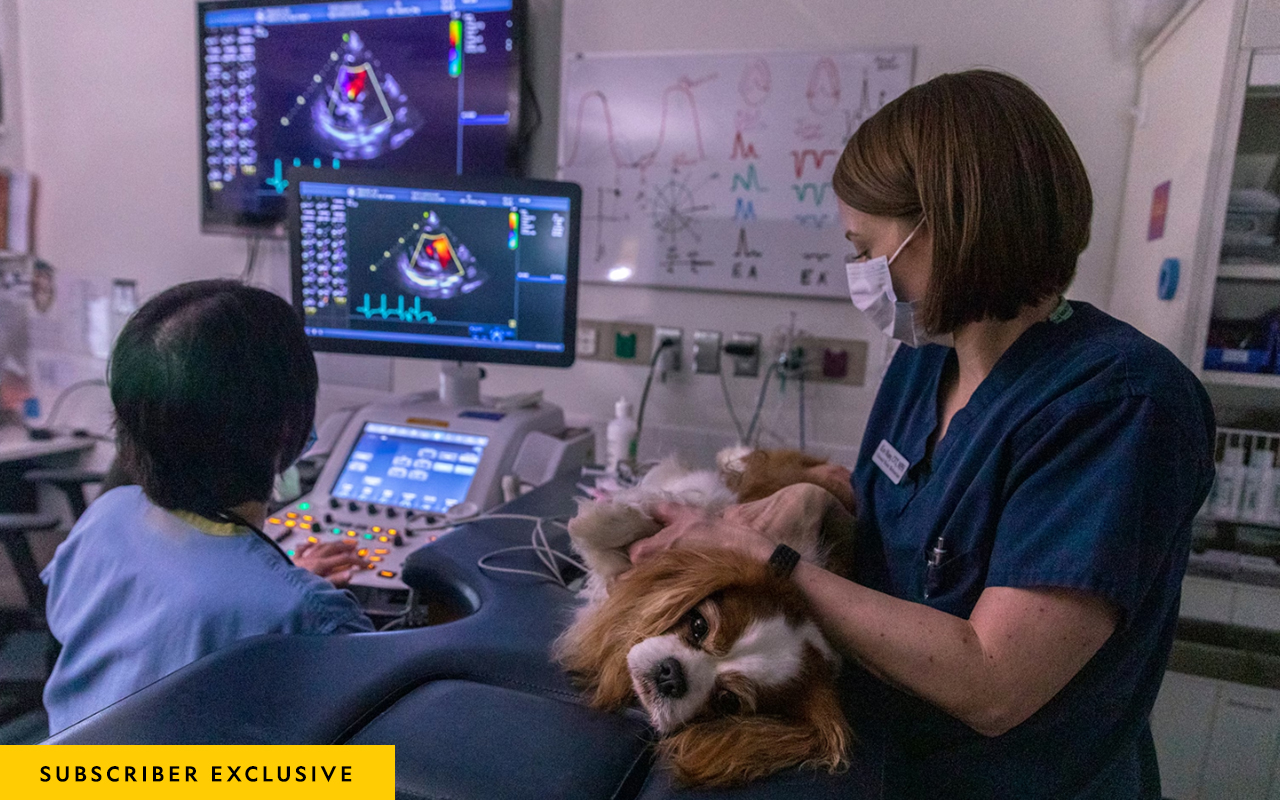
top-left (805, 58), bottom-right (841, 116)
top-left (562, 74), bottom-right (717, 178)
top-left (739, 58), bottom-right (772, 107)
top-left (560, 48), bottom-right (914, 297)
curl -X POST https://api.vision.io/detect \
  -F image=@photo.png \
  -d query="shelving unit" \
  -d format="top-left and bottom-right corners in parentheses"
top-left (1110, 4), bottom-right (1280, 797)
top-left (1202, 370), bottom-right (1280, 388)
top-left (1218, 262), bottom-right (1280, 280)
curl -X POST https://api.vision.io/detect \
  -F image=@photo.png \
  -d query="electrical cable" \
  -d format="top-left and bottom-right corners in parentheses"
top-left (241, 235), bottom-right (262, 283)
top-left (475, 513), bottom-right (584, 588)
top-left (41, 379), bottom-right (108, 429)
top-left (512, 72), bottom-right (544, 173)
top-left (745, 362), bottom-right (779, 447)
top-left (633, 339), bottom-right (675, 463)
top-left (718, 369), bottom-right (746, 443)
top-left (799, 370), bottom-right (806, 452)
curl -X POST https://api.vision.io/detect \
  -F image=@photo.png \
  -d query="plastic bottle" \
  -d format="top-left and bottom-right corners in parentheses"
top-left (605, 397), bottom-right (638, 475)
top-left (1211, 432), bottom-right (1245, 520)
top-left (1253, 437), bottom-right (1280, 524)
top-left (1240, 435), bottom-right (1268, 522)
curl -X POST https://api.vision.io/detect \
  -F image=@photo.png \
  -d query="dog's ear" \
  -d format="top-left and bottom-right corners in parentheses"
top-left (659, 680), bottom-right (851, 787)
top-left (566, 498), bottom-right (660, 579)
top-left (551, 595), bottom-right (639, 711)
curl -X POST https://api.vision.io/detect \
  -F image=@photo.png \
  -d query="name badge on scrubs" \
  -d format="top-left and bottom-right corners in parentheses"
top-left (872, 439), bottom-right (909, 485)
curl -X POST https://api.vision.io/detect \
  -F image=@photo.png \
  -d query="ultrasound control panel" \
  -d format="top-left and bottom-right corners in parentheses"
top-left (266, 390), bottom-right (586, 610)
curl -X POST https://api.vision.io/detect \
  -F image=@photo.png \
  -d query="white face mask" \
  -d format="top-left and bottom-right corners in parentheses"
top-left (844, 220), bottom-right (952, 348)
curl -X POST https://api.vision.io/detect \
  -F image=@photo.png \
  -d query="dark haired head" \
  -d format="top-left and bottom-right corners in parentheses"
top-left (109, 280), bottom-right (317, 517)
top-left (832, 69), bottom-right (1093, 333)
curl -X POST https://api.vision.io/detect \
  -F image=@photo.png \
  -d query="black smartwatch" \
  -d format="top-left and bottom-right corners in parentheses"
top-left (767, 543), bottom-right (801, 579)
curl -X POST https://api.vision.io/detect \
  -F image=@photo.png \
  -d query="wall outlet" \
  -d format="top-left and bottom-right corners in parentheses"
top-left (576, 319), bottom-right (613, 361)
top-left (727, 332), bottom-right (762, 377)
top-left (692, 329), bottom-right (722, 374)
top-left (655, 326), bottom-right (683, 375)
top-left (576, 324), bottom-right (600, 358)
top-left (792, 337), bottom-right (869, 385)
top-left (610, 321), bottom-right (655, 364)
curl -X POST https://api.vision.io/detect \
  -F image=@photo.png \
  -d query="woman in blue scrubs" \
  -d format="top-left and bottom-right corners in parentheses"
top-left (632, 71), bottom-right (1215, 797)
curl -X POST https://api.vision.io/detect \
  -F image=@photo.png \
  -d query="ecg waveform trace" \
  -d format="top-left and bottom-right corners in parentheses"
top-left (563, 74), bottom-right (718, 174)
top-left (731, 164), bottom-right (767, 192)
top-left (355, 293), bottom-right (439, 323)
top-left (730, 131), bottom-right (759, 160)
top-left (791, 182), bottom-right (832, 206)
top-left (791, 149), bottom-right (839, 179)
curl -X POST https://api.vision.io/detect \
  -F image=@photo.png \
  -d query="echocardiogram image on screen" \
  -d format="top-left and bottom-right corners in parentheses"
top-left (198, 1), bottom-right (522, 233)
top-left (289, 171), bottom-right (580, 368)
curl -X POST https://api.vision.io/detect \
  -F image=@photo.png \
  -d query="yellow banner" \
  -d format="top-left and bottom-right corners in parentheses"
top-left (1, 745), bottom-right (394, 798)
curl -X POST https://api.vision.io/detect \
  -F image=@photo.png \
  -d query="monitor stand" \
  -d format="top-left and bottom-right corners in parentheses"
top-left (439, 361), bottom-right (483, 408)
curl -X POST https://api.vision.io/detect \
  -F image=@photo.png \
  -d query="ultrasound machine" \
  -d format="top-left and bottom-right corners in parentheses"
top-left (196, 0), bottom-right (590, 614)
top-left (267, 169), bottom-right (589, 616)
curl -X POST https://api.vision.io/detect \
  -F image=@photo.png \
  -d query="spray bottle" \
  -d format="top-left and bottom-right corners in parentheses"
top-left (605, 397), bottom-right (638, 475)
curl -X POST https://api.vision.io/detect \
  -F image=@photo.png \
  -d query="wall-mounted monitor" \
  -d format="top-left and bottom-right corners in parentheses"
top-left (198, 0), bottom-right (524, 235)
top-left (288, 168), bottom-right (580, 368)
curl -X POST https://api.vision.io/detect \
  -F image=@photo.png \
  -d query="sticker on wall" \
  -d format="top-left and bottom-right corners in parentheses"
top-left (1148, 180), bottom-right (1171, 241)
top-left (1157, 257), bottom-right (1179, 301)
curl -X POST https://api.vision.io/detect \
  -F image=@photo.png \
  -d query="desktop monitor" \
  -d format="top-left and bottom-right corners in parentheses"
top-left (197, 0), bottom-right (525, 235)
top-left (287, 168), bottom-right (581, 368)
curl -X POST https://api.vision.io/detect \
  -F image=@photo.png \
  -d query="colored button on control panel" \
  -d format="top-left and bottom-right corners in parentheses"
top-left (378, 570), bottom-right (396, 579)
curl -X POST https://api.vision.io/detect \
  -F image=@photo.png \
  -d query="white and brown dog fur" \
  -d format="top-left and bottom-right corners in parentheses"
top-left (554, 448), bottom-right (857, 787)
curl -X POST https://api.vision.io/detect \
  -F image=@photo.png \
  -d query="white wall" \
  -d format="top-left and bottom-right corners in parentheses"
top-left (0, 0), bottom-right (25, 169)
top-left (14, 0), bottom-right (1140, 466)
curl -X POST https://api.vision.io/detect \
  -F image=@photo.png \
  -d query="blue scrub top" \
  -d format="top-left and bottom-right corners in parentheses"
top-left (849, 301), bottom-right (1215, 799)
top-left (41, 486), bottom-right (374, 734)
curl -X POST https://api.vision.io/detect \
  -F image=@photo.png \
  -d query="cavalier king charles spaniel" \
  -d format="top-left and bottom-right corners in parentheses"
top-left (554, 449), bottom-right (857, 786)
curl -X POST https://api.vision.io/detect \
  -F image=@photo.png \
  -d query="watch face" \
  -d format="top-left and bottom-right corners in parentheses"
top-left (769, 543), bottom-right (801, 577)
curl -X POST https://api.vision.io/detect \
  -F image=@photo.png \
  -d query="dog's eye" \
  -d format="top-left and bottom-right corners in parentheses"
top-left (713, 690), bottom-right (741, 716)
top-left (688, 610), bottom-right (709, 643)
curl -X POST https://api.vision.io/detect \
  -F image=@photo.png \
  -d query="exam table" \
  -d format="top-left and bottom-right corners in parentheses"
top-left (44, 477), bottom-right (882, 799)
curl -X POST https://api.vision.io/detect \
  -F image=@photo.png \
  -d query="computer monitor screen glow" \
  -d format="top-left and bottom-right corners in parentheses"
top-left (197, 0), bottom-right (522, 234)
top-left (289, 169), bottom-right (580, 367)
top-left (332, 422), bottom-right (489, 513)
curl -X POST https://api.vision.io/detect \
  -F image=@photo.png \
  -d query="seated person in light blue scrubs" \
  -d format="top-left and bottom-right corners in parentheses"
top-left (42, 280), bottom-right (373, 735)
top-left (631, 71), bottom-right (1216, 799)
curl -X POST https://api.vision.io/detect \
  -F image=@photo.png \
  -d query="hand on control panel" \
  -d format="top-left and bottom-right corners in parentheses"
top-left (292, 539), bottom-right (368, 588)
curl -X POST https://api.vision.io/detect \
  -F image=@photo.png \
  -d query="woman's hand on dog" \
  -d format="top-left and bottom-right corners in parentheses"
top-left (628, 504), bottom-right (774, 565)
top-left (629, 483), bottom-right (851, 567)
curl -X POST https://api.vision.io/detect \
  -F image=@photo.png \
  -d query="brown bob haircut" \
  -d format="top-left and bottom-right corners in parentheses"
top-left (832, 70), bottom-right (1093, 334)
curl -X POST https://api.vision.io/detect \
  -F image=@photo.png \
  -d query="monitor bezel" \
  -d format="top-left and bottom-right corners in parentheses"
top-left (288, 166), bottom-right (581, 368)
top-left (196, 0), bottom-right (527, 237)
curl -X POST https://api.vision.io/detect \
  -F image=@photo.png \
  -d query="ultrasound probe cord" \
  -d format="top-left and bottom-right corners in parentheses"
top-left (474, 514), bottom-right (585, 589)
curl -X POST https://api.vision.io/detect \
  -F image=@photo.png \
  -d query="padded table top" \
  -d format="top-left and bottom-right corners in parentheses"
top-left (45, 477), bottom-right (883, 799)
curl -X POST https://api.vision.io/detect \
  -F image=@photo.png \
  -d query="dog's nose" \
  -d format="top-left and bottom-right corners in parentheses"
top-left (654, 657), bottom-right (687, 699)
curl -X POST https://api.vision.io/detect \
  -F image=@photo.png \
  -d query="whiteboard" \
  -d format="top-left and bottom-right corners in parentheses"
top-left (558, 48), bottom-right (915, 298)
